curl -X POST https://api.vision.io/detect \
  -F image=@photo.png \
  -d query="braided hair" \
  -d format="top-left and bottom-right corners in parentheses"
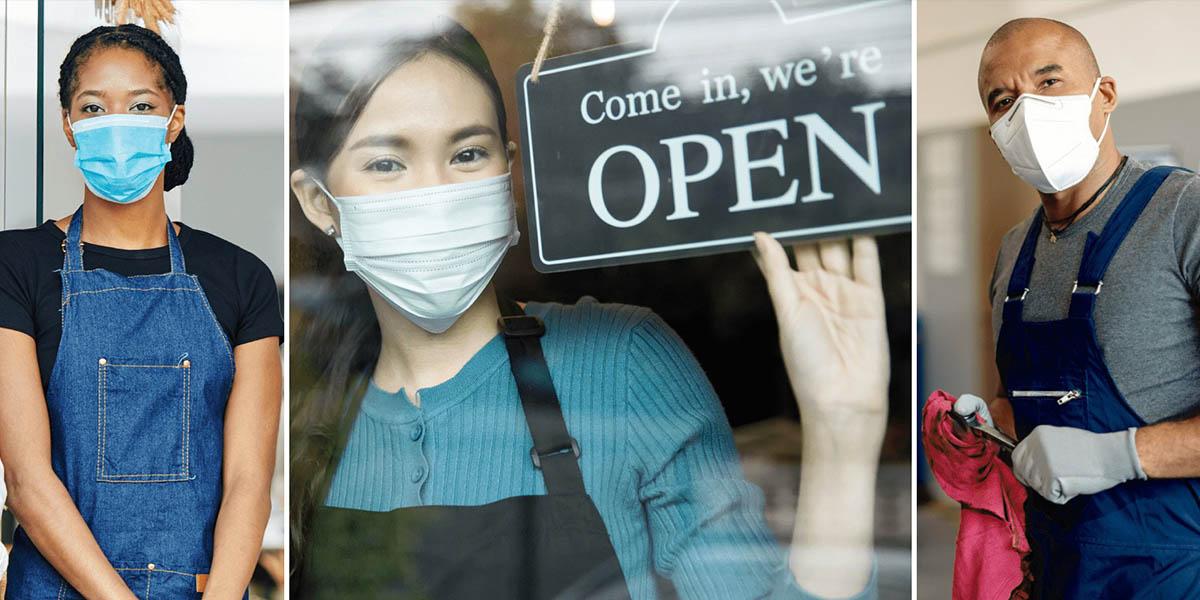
top-left (59, 24), bottom-right (193, 191)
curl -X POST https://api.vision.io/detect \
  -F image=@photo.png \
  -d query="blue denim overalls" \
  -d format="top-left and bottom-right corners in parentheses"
top-left (996, 166), bottom-right (1200, 598)
top-left (6, 207), bottom-right (238, 598)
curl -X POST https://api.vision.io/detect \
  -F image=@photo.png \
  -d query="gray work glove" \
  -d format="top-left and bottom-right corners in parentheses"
top-left (953, 393), bottom-right (993, 426)
top-left (1012, 425), bottom-right (1148, 504)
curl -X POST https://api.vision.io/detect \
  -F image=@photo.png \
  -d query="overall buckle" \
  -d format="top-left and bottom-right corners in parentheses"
top-left (1005, 288), bottom-right (1029, 302)
top-left (1071, 280), bottom-right (1103, 295)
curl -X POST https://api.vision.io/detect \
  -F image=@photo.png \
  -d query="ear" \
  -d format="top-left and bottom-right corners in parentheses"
top-left (166, 104), bottom-right (186, 144)
top-left (62, 109), bottom-right (77, 149)
top-left (506, 140), bottom-right (517, 167)
top-left (291, 168), bottom-right (340, 235)
top-left (1098, 76), bottom-right (1118, 114)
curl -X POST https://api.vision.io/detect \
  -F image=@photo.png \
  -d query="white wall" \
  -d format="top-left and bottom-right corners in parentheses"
top-left (2, 1), bottom-right (39, 230)
top-left (916, 129), bottom-right (983, 399)
top-left (184, 132), bottom-right (285, 278)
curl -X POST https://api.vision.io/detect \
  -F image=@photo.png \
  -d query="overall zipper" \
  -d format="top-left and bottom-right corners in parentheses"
top-left (1011, 389), bottom-right (1081, 405)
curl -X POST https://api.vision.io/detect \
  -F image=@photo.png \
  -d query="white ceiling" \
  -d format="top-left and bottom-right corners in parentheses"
top-left (917, 0), bottom-right (1113, 51)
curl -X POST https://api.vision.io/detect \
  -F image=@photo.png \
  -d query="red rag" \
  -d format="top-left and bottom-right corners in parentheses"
top-left (922, 390), bottom-right (1029, 600)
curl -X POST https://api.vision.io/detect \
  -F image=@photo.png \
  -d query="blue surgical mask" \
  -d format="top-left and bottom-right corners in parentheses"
top-left (70, 105), bottom-right (177, 204)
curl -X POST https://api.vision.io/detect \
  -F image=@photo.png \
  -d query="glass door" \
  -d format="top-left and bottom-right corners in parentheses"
top-left (2, 0), bottom-right (40, 230)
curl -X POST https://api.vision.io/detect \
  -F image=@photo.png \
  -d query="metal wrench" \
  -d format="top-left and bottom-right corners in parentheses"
top-left (948, 409), bottom-right (1018, 452)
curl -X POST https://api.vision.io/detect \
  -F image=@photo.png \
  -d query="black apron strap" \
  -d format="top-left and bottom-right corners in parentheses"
top-left (1068, 166), bottom-right (1184, 318)
top-left (498, 298), bottom-right (587, 497)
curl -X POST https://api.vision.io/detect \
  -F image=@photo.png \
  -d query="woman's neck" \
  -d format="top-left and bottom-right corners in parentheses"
top-left (369, 285), bottom-right (503, 403)
top-left (59, 182), bottom-right (173, 248)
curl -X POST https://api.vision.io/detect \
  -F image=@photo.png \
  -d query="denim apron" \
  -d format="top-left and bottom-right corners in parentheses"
top-left (297, 299), bottom-right (633, 600)
top-left (6, 207), bottom-right (238, 599)
top-left (996, 166), bottom-right (1200, 598)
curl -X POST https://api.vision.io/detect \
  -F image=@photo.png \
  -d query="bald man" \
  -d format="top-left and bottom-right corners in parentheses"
top-left (951, 17), bottom-right (1200, 599)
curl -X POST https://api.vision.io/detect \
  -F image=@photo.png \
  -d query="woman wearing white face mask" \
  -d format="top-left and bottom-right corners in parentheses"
top-left (0, 25), bottom-right (282, 599)
top-left (290, 20), bottom-right (889, 600)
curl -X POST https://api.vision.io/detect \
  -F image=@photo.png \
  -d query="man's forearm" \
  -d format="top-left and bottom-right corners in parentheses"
top-left (990, 395), bottom-right (1016, 438)
top-left (1136, 413), bottom-right (1200, 478)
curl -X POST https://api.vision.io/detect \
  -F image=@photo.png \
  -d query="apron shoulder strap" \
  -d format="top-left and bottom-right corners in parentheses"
top-left (498, 298), bottom-right (587, 496)
top-left (61, 206), bottom-right (186, 274)
top-left (1068, 165), bottom-right (1186, 318)
top-left (63, 206), bottom-right (86, 272)
top-left (166, 218), bottom-right (186, 274)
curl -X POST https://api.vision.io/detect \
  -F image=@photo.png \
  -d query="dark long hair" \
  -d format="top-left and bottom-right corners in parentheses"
top-left (289, 20), bottom-right (508, 566)
top-left (59, 24), bottom-right (193, 191)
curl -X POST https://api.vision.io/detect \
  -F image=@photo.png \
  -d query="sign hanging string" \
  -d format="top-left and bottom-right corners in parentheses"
top-left (95, 0), bottom-right (177, 34)
top-left (530, 0), bottom-right (563, 83)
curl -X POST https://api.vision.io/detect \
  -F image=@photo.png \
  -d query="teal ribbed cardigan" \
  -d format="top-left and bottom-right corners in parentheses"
top-left (325, 298), bottom-right (876, 600)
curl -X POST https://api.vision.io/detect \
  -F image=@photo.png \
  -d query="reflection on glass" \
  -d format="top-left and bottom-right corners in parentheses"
top-left (289, 2), bottom-right (912, 599)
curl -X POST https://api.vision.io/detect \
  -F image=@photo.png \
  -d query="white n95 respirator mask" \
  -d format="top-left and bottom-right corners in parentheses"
top-left (314, 172), bottom-right (520, 333)
top-left (990, 77), bottom-right (1111, 193)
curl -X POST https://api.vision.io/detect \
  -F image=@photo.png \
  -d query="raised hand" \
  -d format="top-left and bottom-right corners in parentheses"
top-left (751, 233), bottom-right (890, 453)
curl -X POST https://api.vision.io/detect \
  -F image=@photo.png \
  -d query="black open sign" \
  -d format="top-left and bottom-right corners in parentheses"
top-left (515, 0), bottom-right (912, 273)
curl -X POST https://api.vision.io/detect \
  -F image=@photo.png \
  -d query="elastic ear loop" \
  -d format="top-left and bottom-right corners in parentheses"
top-left (307, 176), bottom-right (343, 240)
top-left (165, 104), bottom-right (179, 148)
top-left (309, 176), bottom-right (337, 206)
top-left (167, 104), bottom-right (179, 121)
top-left (1089, 77), bottom-right (1112, 144)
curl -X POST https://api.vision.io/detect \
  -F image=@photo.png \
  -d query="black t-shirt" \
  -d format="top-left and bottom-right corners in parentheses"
top-left (0, 220), bottom-right (283, 392)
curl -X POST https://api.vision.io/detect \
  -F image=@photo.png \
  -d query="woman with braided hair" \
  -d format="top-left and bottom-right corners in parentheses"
top-left (0, 24), bottom-right (282, 599)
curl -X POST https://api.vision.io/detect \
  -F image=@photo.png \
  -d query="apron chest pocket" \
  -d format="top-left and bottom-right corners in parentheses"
top-left (97, 355), bottom-right (193, 483)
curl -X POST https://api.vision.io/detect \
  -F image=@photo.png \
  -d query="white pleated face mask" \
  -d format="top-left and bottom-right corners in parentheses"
top-left (313, 172), bottom-right (520, 333)
top-left (990, 77), bottom-right (1111, 193)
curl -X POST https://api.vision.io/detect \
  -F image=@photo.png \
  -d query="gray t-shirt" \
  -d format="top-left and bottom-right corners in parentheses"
top-left (990, 159), bottom-right (1200, 424)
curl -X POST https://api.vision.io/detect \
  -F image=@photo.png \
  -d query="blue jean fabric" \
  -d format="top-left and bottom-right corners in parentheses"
top-left (6, 207), bottom-right (238, 599)
top-left (996, 167), bottom-right (1200, 599)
